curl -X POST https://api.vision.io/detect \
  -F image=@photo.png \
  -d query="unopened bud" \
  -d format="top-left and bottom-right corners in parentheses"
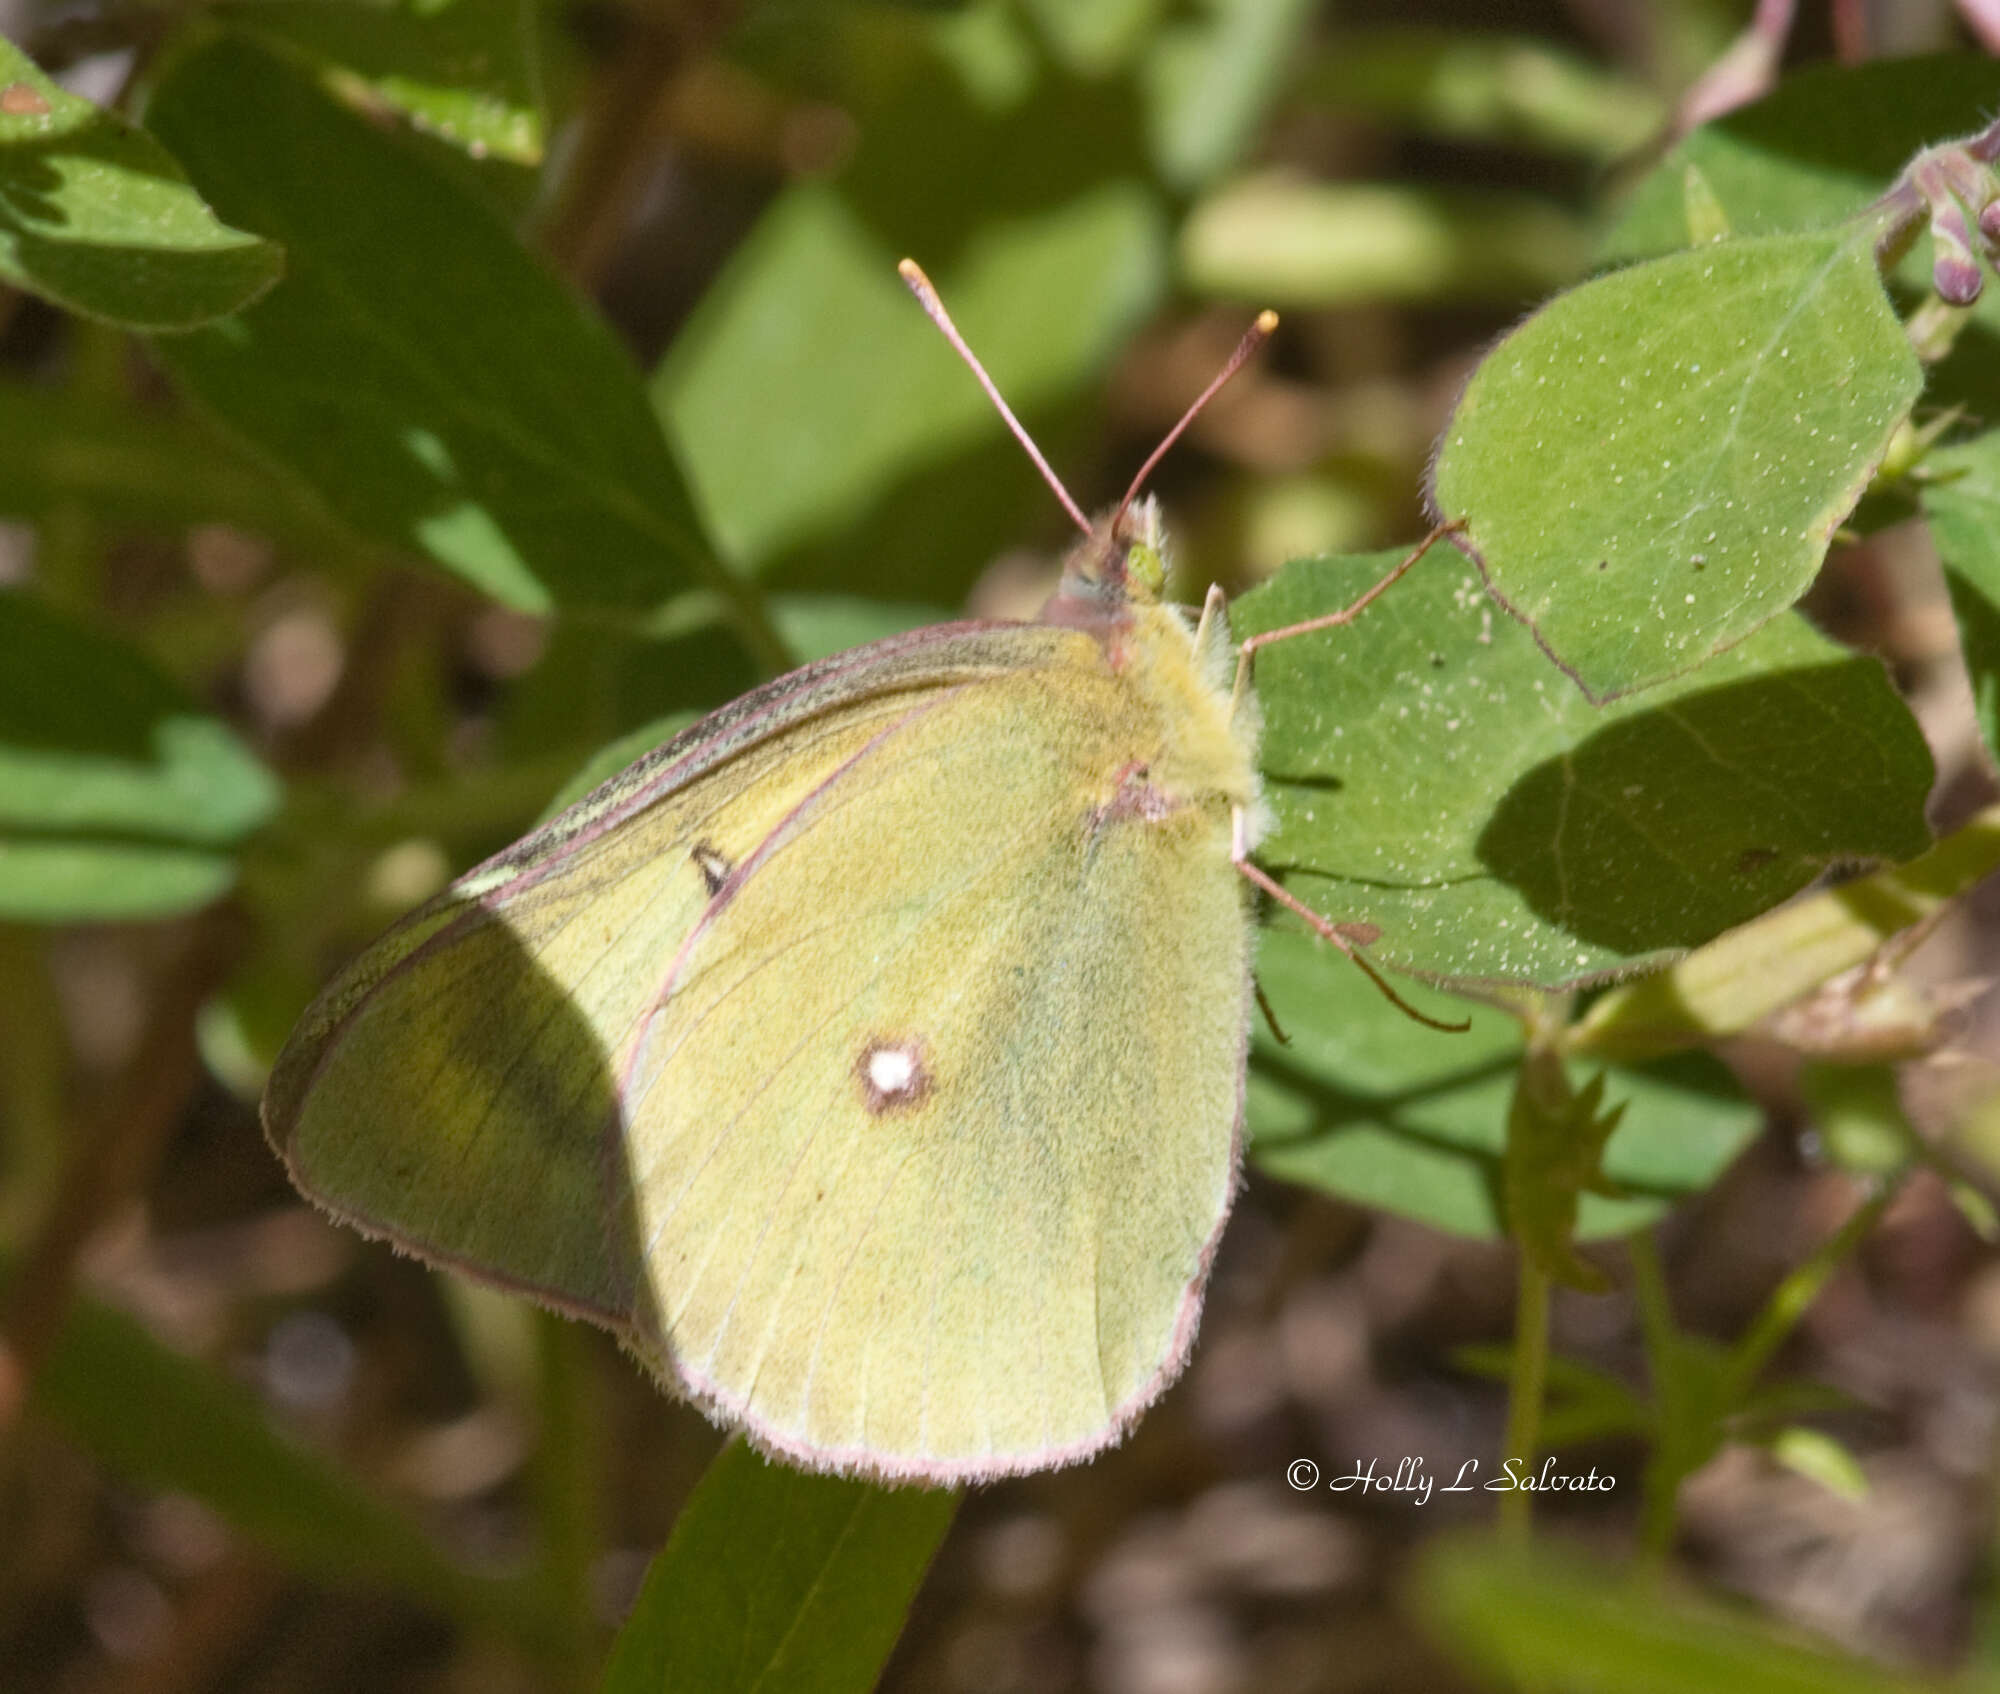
top-left (1931, 198), bottom-right (1983, 304)
top-left (1979, 197), bottom-right (2000, 253)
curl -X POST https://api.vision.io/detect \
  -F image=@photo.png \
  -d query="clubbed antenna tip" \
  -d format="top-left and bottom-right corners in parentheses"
top-left (897, 258), bottom-right (1092, 537)
top-left (1111, 309), bottom-right (1279, 531)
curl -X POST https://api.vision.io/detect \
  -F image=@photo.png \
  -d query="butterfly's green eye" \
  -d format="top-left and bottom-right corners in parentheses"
top-left (1125, 541), bottom-right (1166, 598)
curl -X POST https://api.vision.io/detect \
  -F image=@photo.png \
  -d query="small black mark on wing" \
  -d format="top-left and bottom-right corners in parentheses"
top-left (692, 841), bottom-right (733, 895)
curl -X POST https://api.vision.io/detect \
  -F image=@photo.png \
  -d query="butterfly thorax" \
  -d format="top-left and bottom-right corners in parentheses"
top-left (1041, 500), bottom-right (1263, 834)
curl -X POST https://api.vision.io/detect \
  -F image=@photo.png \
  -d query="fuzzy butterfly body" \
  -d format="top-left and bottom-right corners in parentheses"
top-left (264, 505), bottom-right (1266, 1481)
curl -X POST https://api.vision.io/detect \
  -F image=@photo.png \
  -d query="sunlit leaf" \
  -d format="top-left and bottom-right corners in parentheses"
top-left (1603, 54), bottom-right (2000, 260)
top-left (231, 0), bottom-right (546, 164)
top-left (146, 32), bottom-right (713, 615)
top-left (1143, 0), bottom-right (1317, 189)
top-left (1768, 1425), bottom-right (1869, 1503)
top-left (1236, 550), bottom-right (1934, 985)
top-left (0, 36), bottom-right (279, 328)
top-left (0, 592), bottom-right (278, 920)
top-left (1922, 432), bottom-right (2000, 770)
top-left (1302, 29), bottom-right (1661, 160)
top-left (656, 181), bottom-right (1163, 581)
top-left (1431, 233), bottom-right (1920, 699)
top-left (1180, 174), bottom-right (1585, 306)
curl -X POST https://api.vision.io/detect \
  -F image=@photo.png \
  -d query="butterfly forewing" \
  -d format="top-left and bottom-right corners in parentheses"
top-left (266, 627), bottom-right (1060, 1321)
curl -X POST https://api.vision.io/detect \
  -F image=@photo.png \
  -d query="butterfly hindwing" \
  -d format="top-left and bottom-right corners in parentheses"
top-left (619, 660), bottom-right (1249, 1477)
top-left (266, 617), bottom-right (1252, 1479)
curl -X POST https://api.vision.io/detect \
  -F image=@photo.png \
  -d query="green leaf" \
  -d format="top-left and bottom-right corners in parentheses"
top-left (0, 36), bottom-right (280, 329)
top-left (658, 16), bottom-right (1170, 606)
top-left (0, 378), bottom-right (332, 543)
top-left (1593, 61), bottom-right (2000, 435)
top-left (1602, 54), bottom-right (2000, 261)
top-left (599, 1440), bottom-right (955, 1694)
top-left (1767, 1425), bottom-right (1869, 1503)
top-left (28, 1287), bottom-right (556, 1650)
top-left (1414, 1534), bottom-right (1947, 1694)
top-left (1179, 174), bottom-right (1586, 307)
top-left (1142, 0), bottom-right (1318, 190)
top-left (771, 594), bottom-right (945, 662)
top-left (1431, 232), bottom-right (1921, 700)
top-left (0, 592), bottom-right (279, 921)
top-left (1235, 550), bottom-right (1934, 986)
top-left (145, 31), bottom-right (714, 615)
top-left (1637, 1326), bottom-right (1735, 1508)
top-left (1797, 1061), bottom-right (1915, 1177)
top-left (1300, 29), bottom-right (1662, 161)
top-left (1018, 0), bottom-right (1164, 75)
top-left (1572, 805), bottom-right (2000, 1061)
top-left (1921, 433), bottom-right (2000, 770)
top-left (656, 179), bottom-right (1164, 578)
top-left (1453, 1344), bottom-right (1651, 1446)
top-left (230, 0), bottom-right (546, 164)
top-left (1248, 928), bottom-right (1760, 1239)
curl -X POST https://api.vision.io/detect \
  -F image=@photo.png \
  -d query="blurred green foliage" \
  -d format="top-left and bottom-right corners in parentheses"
top-left (2, 1), bottom-right (2000, 1690)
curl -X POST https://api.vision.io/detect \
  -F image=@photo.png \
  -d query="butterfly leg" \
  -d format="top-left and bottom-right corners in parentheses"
top-left (1230, 805), bottom-right (1470, 1034)
top-left (1229, 518), bottom-right (1465, 715)
top-left (1227, 517), bottom-right (1470, 1033)
top-left (1252, 978), bottom-right (1290, 1045)
top-left (1192, 581), bottom-right (1228, 653)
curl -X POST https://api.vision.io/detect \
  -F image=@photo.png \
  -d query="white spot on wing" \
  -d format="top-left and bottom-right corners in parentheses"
top-left (868, 1047), bottom-right (916, 1094)
top-left (856, 1036), bottom-right (932, 1115)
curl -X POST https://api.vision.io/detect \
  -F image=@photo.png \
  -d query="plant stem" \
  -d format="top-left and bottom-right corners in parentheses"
top-left (719, 575), bottom-right (796, 680)
top-left (0, 907), bottom-right (244, 1434)
top-left (1570, 801), bottom-right (2000, 1063)
top-left (533, 1310), bottom-right (603, 1687)
top-left (1500, 1250), bottom-right (1551, 1546)
top-left (1721, 1181), bottom-right (1898, 1401)
top-left (1626, 1230), bottom-right (1682, 1563)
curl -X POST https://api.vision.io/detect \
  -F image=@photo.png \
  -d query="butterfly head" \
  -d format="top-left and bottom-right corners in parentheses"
top-left (1044, 496), bottom-right (1168, 637)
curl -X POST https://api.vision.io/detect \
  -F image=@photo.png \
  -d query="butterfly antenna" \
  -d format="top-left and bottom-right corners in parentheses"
top-left (1112, 310), bottom-right (1278, 533)
top-left (899, 258), bottom-right (1093, 538)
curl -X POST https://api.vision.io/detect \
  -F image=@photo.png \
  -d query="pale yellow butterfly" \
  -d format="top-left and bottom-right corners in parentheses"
top-left (264, 265), bottom-right (1451, 1482)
